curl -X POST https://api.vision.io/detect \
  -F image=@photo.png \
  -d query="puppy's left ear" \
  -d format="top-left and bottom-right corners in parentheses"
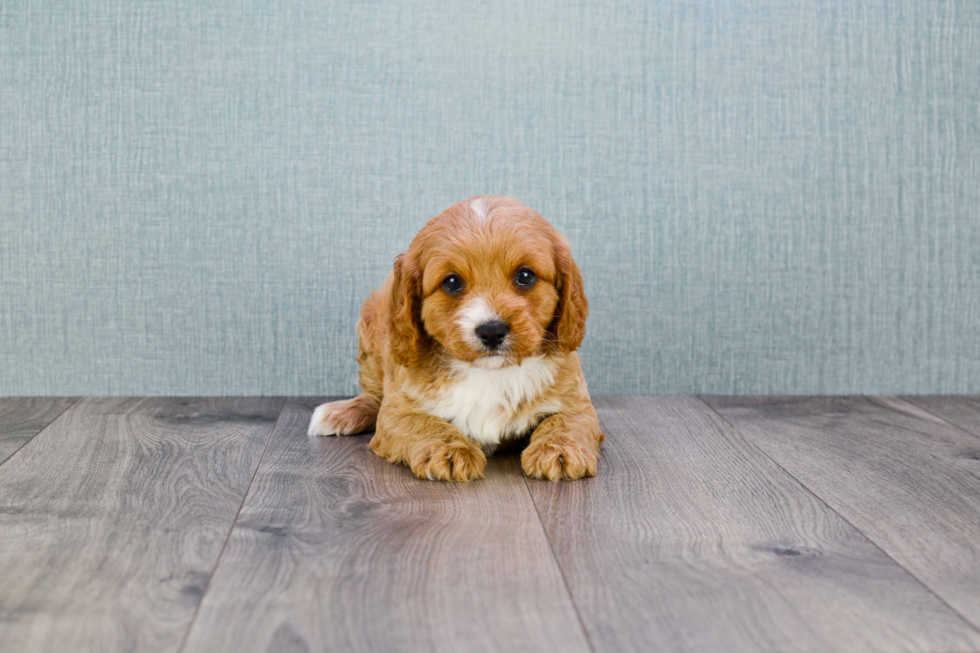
top-left (550, 234), bottom-right (589, 352)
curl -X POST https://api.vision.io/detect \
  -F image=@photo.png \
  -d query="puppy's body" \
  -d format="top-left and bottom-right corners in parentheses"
top-left (424, 355), bottom-right (562, 451)
top-left (310, 196), bottom-right (603, 481)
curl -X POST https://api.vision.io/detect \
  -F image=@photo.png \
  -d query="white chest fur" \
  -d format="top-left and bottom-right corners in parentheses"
top-left (422, 355), bottom-right (561, 446)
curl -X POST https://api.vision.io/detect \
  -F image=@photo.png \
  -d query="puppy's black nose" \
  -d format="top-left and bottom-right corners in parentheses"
top-left (475, 321), bottom-right (509, 350)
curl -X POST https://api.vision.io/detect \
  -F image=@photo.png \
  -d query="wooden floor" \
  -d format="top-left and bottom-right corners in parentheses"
top-left (1, 397), bottom-right (979, 653)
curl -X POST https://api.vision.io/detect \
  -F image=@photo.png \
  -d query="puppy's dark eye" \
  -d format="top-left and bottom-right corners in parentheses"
top-left (442, 274), bottom-right (464, 294)
top-left (515, 268), bottom-right (536, 288)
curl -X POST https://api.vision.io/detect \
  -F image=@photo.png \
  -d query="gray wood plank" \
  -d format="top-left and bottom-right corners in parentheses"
top-left (704, 395), bottom-right (980, 632)
top-left (0, 397), bottom-right (284, 653)
top-left (182, 398), bottom-right (591, 653)
top-left (528, 396), bottom-right (980, 653)
top-left (0, 397), bottom-right (76, 464)
top-left (900, 395), bottom-right (980, 438)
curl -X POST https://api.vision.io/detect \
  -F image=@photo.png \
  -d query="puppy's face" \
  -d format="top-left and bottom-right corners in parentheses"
top-left (388, 196), bottom-right (588, 368)
top-left (420, 213), bottom-right (559, 366)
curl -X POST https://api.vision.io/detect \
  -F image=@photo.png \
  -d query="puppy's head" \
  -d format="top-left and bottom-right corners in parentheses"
top-left (388, 196), bottom-right (587, 368)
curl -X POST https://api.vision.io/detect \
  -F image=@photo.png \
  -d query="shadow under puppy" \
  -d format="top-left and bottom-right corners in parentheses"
top-left (309, 195), bottom-right (604, 481)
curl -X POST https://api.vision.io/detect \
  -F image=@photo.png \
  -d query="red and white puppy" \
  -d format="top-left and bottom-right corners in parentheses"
top-left (308, 196), bottom-right (604, 481)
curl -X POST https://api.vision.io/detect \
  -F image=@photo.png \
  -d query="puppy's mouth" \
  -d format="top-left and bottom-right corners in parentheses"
top-left (472, 354), bottom-right (510, 370)
top-left (477, 339), bottom-right (511, 361)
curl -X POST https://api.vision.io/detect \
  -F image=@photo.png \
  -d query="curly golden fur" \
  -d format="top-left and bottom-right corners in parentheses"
top-left (309, 196), bottom-right (604, 481)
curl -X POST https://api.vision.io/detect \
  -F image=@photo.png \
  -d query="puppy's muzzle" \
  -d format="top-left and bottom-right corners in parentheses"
top-left (475, 320), bottom-right (508, 350)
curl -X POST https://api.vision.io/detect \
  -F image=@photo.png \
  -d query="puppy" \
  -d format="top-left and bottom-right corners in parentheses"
top-left (309, 196), bottom-right (604, 481)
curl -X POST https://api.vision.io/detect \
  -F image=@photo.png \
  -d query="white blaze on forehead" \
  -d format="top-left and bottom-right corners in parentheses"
top-left (470, 197), bottom-right (488, 222)
top-left (457, 296), bottom-right (501, 348)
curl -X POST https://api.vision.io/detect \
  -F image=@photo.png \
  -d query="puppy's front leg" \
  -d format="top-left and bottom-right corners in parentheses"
top-left (522, 407), bottom-right (604, 481)
top-left (369, 393), bottom-right (486, 482)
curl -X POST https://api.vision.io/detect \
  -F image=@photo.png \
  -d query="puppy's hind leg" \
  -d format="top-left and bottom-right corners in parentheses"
top-left (308, 394), bottom-right (379, 436)
top-left (309, 303), bottom-right (385, 437)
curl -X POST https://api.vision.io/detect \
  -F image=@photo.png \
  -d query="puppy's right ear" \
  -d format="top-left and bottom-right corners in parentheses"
top-left (549, 234), bottom-right (589, 353)
top-left (387, 253), bottom-right (427, 367)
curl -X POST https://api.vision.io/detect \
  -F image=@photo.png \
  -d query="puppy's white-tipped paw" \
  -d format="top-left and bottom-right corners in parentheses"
top-left (308, 402), bottom-right (343, 436)
top-left (307, 398), bottom-right (378, 437)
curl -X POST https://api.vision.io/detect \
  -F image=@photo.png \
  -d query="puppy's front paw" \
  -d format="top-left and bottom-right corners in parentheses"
top-left (522, 435), bottom-right (598, 481)
top-left (308, 398), bottom-right (375, 436)
top-left (409, 440), bottom-right (486, 482)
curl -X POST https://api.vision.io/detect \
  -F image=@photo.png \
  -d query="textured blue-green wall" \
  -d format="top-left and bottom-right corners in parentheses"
top-left (2, 1), bottom-right (978, 396)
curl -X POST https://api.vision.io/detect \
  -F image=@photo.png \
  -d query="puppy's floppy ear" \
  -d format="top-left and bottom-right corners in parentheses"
top-left (550, 234), bottom-right (589, 352)
top-left (387, 252), bottom-right (427, 366)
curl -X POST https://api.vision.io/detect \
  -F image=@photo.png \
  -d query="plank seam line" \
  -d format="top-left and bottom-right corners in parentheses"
top-left (522, 472), bottom-right (598, 653)
top-left (696, 395), bottom-right (980, 638)
top-left (892, 395), bottom-right (980, 443)
top-left (0, 397), bottom-right (79, 469)
top-left (176, 396), bottom-right (289, 653)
